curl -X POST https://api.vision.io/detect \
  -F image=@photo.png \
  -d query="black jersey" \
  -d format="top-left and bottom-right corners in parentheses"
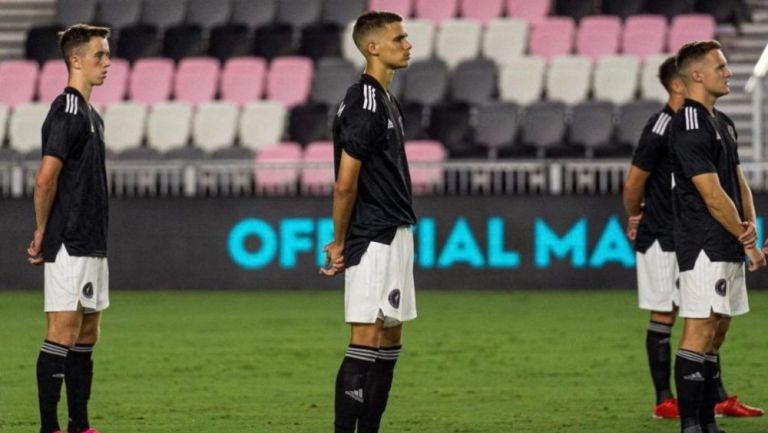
top-left (332, 74), bottom-right (416, 267)
top-left (41, 87), bottom-right (108, 262)
top-left (631, 105), bottom-right (675, 253)
top-left (670, 99), bottom-right (743, 271)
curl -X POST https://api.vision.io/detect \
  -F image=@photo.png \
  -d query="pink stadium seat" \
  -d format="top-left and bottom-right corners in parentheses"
top-left (415, 0), bottom-right (458, 24)
top-left (129, 58), bottom-right (174, 106)
top-left (0, 60), bottom-right (38, 108)
top-left (622, 15), bottom-right (667, 59)
top-left (91, 58), bottom-right (129, 106)
top-left (301, 140), bottom-right (334, 195)
top-left (460, 0), bottom-right (503, 24)
top-left (174, 57), bottom-right (220, 105)
top-left (668, 14), bottom-right (716, 52)
top-left (38, 60), bottom-right (68, 104)
top-left (368, 0), bottom-right (413, 17)
top-left (254, 142), bottom-right (303, 194)
top-left (506, 0), bottom-right (550, 25)
top-left (406, 140), bottom-right (445, 194)
top-left (266, 56), bottom-right (313, 108)
top-left (576, 16), bottom-right (621, 62)
top-left (529, 17), bottom-right (576, 62)
top-left (221, 57), bottom-right (267, 106)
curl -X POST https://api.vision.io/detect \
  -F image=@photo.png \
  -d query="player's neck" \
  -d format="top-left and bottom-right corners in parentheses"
top-left (667, 94), bottom-right (686, 112)
top-left (688, 89), bottom-right (717, 116)
top-left (67, 76), bottom-right (93, 103)
top-left (364, 62), bottom-right (394, 93)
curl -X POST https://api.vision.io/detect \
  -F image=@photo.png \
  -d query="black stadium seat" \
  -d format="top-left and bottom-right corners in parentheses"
top-left (601, 0), bottom-right (646, 19)
top-left (401, 102), bottom-right (428, 141)
top-left (645, 0), bottom-right (694, 20)
top-left (695, 0), bottom-right (750, 24)
top-left (429, 102), bottom-right (484, 159)
top-left (162, 24), bottom-right (204, 63)
top-left (98, 0), bottom-right (143, 30)
top-left (299, 23), bottom-right (342, 62)
top-left (289, 103), bottom-right (330, 146)
top-left (310, 58), bottom-right (357, 106)
top-left (554, 0), bottom-right (597, 21)
top-left (117, 24), bottom-right (160, 63)
top-left (473, 102), bottom-right (525, 158)
top-left (617, 100), bottom-right (660, 148)
top-left (402, 59), bottom-right (449, 106)
top-left (322, 0), bottom-right (366, 26)
top-left (26, 25), bottom-right (63, 65)
top-left (450, 59), bottom-right (496, 106)
top-left (253, 23), bottom-right (295, 60)
top-left (520, 101), bottom-right (568, 159)
top-left (208, 24), bottom-right (253, 63)
top-left (232, 0), bottom-right (277, 28)
top-left (569, 101), bottom-right (616, 158)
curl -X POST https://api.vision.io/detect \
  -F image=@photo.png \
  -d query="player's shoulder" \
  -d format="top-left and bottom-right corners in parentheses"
top-left (644, 106), bottom-right (674, 137)
top-left (675, 100), bottom-right (710, 133)
top-left (339, 79), bottom-right (386, 123)
top-left (48, 89), bottom-right (87, 121)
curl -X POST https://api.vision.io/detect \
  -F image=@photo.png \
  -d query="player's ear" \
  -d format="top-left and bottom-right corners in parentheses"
top-left (366, 39), bottom-right (379, 57)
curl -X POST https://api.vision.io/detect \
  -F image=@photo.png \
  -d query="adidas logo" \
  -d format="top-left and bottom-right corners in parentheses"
top-left (387, 119), bottom-right (394, 129)
top-left (683, 372), bottom-right (705, 382)
top-left (52, 373), bottom-right (65, 378)
top-left (659, 338), bottom-right (670, 344)
top-left (345, 388), bottom-right (364, 403)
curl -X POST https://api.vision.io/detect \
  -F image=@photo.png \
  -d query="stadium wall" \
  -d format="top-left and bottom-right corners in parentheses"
top-left (3, 195), bottom-right (768, 291)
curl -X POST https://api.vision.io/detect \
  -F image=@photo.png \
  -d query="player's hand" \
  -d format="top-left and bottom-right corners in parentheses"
top-left (626, 213), bottom-right (642, 241)
top-left (319, 241), bottom-right (345, 277)
top-left (738, 221), bottom-right (757, 249)
top-left (745, 245), bottom-right (766, 272)
top-left (27, 229), bottom-right (44, 266)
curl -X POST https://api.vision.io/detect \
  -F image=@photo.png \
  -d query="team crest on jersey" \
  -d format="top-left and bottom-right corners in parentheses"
top-left (82, 282), bottom-right (94, 299)
top-left (388, 289), bottom-right (401, 309)
top-left (715, 279), bottom-right (727, 297)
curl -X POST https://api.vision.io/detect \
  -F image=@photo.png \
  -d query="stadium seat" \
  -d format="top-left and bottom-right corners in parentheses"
top-left (667, 14), bottom-right (716, 52)
top-left (311, 58), bottom-right (357, 106)
top-left (473, 102), bottom-right (522, 158)
top-left (103, 102), bottom-right (147, 154)
top-left (9, 103), bottom-right (49, 156)
top-left (266, 56), bottom-right (313, 108)
top-left (193, 101), bottom-right (240, 154)
top-left (401, 59), bottom-right (448, 106)
top-left (341, 22), bottom-right (366, 69)
top-left (174, 57), bottom-right (219, 105)
top-left (428, 102), bottom-right (482, 158)
top-left (288, 103), bottom-right (330, 146)
top-left (601, 0), bottom-right (644, 19)
top-left (25, 26), bottom-right (63, 65)
top-left (186, 0), bottom-right (232, 29)
top-left (240, 101), bottom-right (288, 151)
top-left (450, 59), bottom-right (496, 106)
top-left (253, 23), bottom-right (296, 60)
top-left (696, 0), bottom-right (749, 24)
top-left (520, 101), bottom-right (567, 158)
top-left (593, 55), bottom-right (640, 105)
top-left (116, 24), bottom-right (160, 63)
top-left (220, 57), bottom-right (268, 106)
top-left (208, 24), bottom-right (253, 63)
top-left (146, 101), bottom-right (193, 153)
top-left (299, 23), bottom-right (343, 62)
top-left (140, 0), bottom-right (186, 30)
top-left (277, 0), bottom-right (322, 28)
top-left (640, 54), bottom-right (670, 102)
top-left (401, 102), bottom-right (428, 140)
top-left (435, 19), bottom-right (482, 69)
top-left (38, 60), bottom-right (68, 104)
top-left (55, 0), bottom-right (97, 26)
top-left (405, 19), bottom-right (435, 62)
top-left (617, 99), bottom-right (660, 147)
top-left (529, 17), bottom-right (576, 62)
top-left (405, 140), bottom-right (446, 194)
top-left (210, 146), bottom-right (254, 160)
top-left (232, 0), bottom-right (277, 27)
top-left (506, 0), bottom-right (550, 24)
top-left (0, 60), bottom-right (38, 108)
top-left (323, 0), bottom-right (366, 26)
top-left (622, 15), bottom-right (668, 59)
top-left (91, 58), bottom-right (129, 107)
top-left (568, 101), bottom-right (616, 158)
top-left (0, 105), bottom-right (11, 157)
top-left (554, 0), bottom-right (597, 21)
top-left (459, 0), bottom-right (504, 25)
top-left (576, 16), bottom-right (621, 62)
top-left (482, 18), bottom-right (528, 66)
top-left (415, 0), bottom-right (458, 24)
top-left (301, 140), bottom-right (335, 195)
top-left (98, 0), bottom-right (143, 30)
top-left (546, 55), bottom-right (591, 105)
top-left (369, 0), bottom-right (413, 18)
top-left (645, 0), bottom-right (694, 21)
top-left (254, 142), bottom-right (302, 194)
top-left (162, 24), bottom-right (204, 63)
top-left (129, 58), bottom-right (174, 105)
top-left (498, 56), bottom-right (545, 106)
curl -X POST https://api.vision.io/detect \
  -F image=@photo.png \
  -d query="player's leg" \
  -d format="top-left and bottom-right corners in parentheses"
top-left (676, 315), bottom-right (718, 433)
top-left (359, 322), bottom-right (402, 433)
top-left (648, 310), bottom-right (677, 417)
top-left (66, 311), bottom-right (101, 433)
top-left (39, 311), bottom-right (83, 433)
top-left (710, 318), bottom-right (764, 417)
top-left (335, 322), bottom-right (382, 433)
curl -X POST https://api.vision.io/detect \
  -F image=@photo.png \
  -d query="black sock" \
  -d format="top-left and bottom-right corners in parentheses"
top-left (646, 321), bottom-right (674, 404)
top-left (714, 355), bottom-right (728, 402)
top-left (66, 344), bottom-right (94, 433)
top-left (334, 345), bottom-right (377, 433)
top-left (37, 340), bottom-right (69, 433)
top-left (676, 349), bottom-right (706, 433)
top-left (700, 354), bottom-right (720, 433)
top-left (359, 345), bottom-right (401, 433)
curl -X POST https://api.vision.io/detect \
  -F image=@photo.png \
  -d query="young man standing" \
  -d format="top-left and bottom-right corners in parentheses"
top-left (624, 56), bottom-right (763, 420)
top-left (670, 40), bottom-right (765, 433)
top-left (27, 24), bottom-right (111, 433)
top-left (319, 11), bottom-right (416, 433)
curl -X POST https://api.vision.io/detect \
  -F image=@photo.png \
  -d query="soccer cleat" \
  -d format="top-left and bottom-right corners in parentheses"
top-left (652, 398), bottom-right (679, 419)
top-left (69, 429), bottom-right (101, 433)
top-left (715, 395), bottom-right (764, 417)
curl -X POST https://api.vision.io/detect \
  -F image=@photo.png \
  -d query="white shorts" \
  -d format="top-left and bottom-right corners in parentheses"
top-left (44, 245), bottom-right (110, 313)
top-left (344, 226), bottom-right (417, 328)
top-left (678, 250), bottom-right (748, 319)
top-left (637, 240), bottom-right (680, 312)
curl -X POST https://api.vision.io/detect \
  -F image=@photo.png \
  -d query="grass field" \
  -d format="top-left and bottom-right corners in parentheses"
top-left (2, 291), bottom-right (768, 433)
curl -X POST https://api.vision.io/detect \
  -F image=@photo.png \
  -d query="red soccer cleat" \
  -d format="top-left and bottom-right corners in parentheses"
top-left (653, 398), bottom-right (680, 419)
top-left (715, 395), bottom-right (764, 417)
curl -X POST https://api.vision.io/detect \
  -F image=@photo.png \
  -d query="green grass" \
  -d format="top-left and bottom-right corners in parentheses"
top-left (2, 291), bottom-right (768, 433)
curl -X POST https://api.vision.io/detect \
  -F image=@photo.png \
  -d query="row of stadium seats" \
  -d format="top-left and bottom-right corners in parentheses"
top-left (26, 14), bottom-right (715, 65)
top-left (0, 53), bottom-right (671, 110)
top-left (0, 98), bottom-right (660, 161)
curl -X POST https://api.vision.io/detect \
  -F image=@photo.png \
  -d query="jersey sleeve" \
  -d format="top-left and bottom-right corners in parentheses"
top-left (631, 120), bottom-right (665, 172)
top-left (337, 90), bottom-right (386, 162)
top-left (673, 114), bottom-right (717, 179)
top-left (42, 107), bottom-right (86, 161)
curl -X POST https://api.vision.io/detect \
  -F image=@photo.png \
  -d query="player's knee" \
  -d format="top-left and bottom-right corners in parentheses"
top-left (78, 321), bottom-right (100, 344)
top-left (46, 326), bottom-right (80, 347)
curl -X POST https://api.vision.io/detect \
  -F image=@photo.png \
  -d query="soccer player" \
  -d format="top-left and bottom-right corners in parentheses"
top-left (26, 24), bottom-right (111, 433)
top-left (670, 40), bottom-right (765, 433)
top-left (624, 56), bottom-right (764, 420)
top-left (319, 11), bottom-right (416, 433)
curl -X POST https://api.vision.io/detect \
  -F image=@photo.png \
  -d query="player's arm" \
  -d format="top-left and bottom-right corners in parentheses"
top-left (691, 173), bottom-right (752, 242)
top-left (28, 156), bottom-right (63, 265)
top-left (622, 165), bottom-right (651, 240)
top-left (320, 150), bottom-right (362, 276)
